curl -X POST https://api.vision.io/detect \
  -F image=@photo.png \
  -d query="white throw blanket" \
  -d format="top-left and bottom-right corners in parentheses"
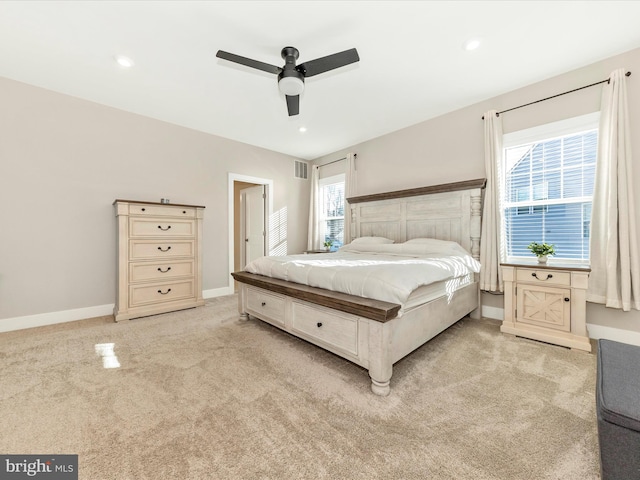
top-left (244, 242), bottom-right (481, 306)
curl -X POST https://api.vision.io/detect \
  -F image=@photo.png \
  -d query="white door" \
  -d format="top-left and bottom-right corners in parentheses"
top-left (240, 185), bottom-right (265, 267)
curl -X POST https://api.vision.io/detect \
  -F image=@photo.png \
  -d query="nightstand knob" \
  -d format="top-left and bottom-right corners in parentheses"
top-left (317, 322), bottom-right (323, 328)
top-left (532, 272), bottom-right (553, 280)
top-left (565, 297), bottom-right (570, 302)
top-left (261, 302), bottom-right (266, 307)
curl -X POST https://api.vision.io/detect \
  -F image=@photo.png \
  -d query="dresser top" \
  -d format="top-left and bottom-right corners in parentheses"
top-left (113, 199), bottom-right (206, 208)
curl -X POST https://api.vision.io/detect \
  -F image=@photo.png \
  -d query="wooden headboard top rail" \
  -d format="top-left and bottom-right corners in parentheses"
top-left (346, 178), bottom-right (486, 204)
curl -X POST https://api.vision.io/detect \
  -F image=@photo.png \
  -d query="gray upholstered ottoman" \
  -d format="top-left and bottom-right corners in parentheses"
top-left (596, 339), bottom-right (640, 480)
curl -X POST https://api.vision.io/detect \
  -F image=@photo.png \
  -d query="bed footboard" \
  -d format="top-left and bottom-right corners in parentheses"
top-left (233, 273), bottom-right (478, 396)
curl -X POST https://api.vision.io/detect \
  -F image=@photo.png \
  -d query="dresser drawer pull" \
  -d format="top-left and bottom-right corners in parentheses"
top-left (317, 322), bottom-right (323, 328)
top-left (141, 208), bottom-right (146, 211)
top-left (531, 272), bottom-right (553, 281)
top-left (157, 246), bottom-right (172, 252)
top-left (261, 302), bottom-right (266, 306)
top-left (565, 297), bottom-right (570, 302)
top-left (158, 267), bottom-right (172, 273)
top-left (157, 288), bottom-right (172, 295)
top-left (157, 225), bottom-right (172, 231)
top-left (183, 210), bottom-right (187, 214)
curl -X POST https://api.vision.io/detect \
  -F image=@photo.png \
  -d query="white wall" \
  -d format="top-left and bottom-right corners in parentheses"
top-left (313, 47), bottom-right (640, 338)
top-left (0, 77), bottom-right (310, 324)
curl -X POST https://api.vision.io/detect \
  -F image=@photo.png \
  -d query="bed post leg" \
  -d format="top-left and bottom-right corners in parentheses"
top-left (368, 321), bottom-right (393, 396)
top-left (237, 284), bottom-right (249, 321)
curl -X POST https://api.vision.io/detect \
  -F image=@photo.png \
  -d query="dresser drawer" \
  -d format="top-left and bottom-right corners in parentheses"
top-left (292, 302), bottom-right (358, 356)
top-left (129, 218), bottom-right (196, 238)
top-left (129, 204), bottom-right (196, 218)
top-left (246, 288), bottom-right (286, 326)
top-left (516, 268), bottom-right (571, 287)
top-left (129, 260), bottom-right (195, 283)
top-left (129, 240), bottom-right (194, 260)
top-left (129, 280), bottom-right (195, 307)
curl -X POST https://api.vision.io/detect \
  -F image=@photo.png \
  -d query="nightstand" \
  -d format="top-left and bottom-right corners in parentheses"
top-left (500, 261), bottom-right (591, 352)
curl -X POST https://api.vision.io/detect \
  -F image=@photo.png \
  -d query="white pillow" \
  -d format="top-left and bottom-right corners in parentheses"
top-left (403, 238), bottom-right (468, 255)
top-left (350, 236), bottom-right (394, 245)
top-left (404, 238), bottom-right (459, 247)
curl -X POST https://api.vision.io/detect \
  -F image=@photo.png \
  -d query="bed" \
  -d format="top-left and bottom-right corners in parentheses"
top-left (231, 178), bottom-right (485, 396)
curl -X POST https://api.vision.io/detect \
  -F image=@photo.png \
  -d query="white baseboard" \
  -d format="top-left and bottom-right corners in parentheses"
top-left (482, 305), bottom-right (504, 321)
top-left (0, 303), bottom-right (115, 334)
top-left (0, 288), bottom-right (236, 334)
top-left (203, 286), bottom-right (234, 299)
top-left (586, 324), bottom-right (640, 347)
top-left (5, 295), bottom-right (639, 348)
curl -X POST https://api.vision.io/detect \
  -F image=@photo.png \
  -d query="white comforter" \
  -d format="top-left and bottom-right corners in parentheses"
top-left (243, 242), bottom-right (481, 306)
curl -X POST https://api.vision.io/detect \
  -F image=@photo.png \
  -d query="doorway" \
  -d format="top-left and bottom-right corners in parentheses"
top-left (228, 173), bottom-right (273, 292)
top-left (239, 184), bottom-right (265, 268)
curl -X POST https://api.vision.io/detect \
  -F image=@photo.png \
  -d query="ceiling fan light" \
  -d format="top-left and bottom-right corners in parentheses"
top-left (279, 76), bottom-right (304, 96)
top-left (114, 55), bottom-right (134, 68)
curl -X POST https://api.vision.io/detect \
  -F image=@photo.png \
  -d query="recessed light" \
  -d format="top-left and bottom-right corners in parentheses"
top-left (463, 38), bottom-right (481, 51)
top-left (114, 55), bottom-right (134, 68)
top-left (299, 127), bottom-right (307, 133)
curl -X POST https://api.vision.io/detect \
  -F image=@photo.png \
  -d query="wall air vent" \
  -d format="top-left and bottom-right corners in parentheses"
top-left (294, 160), bottom-right (308, 179)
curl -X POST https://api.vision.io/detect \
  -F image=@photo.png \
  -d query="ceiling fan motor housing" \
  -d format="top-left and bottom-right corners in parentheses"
top-left (278, 47), bottom-right (304, 96)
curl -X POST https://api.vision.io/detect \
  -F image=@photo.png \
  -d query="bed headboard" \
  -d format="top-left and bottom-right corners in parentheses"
top-left (346, 179), bottom-right (485, 260)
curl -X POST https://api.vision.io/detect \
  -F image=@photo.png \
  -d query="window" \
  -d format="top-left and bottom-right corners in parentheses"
top-left (502, 113), bottom-right (598, 263)
top-left (319, 174), bottom-right (345, 250)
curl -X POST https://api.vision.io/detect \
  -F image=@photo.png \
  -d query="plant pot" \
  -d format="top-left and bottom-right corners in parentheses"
top-left (537, 255), bottom-right (548, 264)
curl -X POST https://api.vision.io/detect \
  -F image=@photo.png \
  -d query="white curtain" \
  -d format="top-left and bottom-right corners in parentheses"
top-left (587, 68), bottom-right (640, 311)
top-left (307, 165), bottom-right (321, 251)
top-left (480, 110), bottom-right (504, 292)
top-left (343, 152), bottom-right (357, 243)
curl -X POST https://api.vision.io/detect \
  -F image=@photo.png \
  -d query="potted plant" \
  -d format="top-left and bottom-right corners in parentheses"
top-left (323, 239), bottom-right (333, 251)
top-left (527, 242), bottom-right (555, 264)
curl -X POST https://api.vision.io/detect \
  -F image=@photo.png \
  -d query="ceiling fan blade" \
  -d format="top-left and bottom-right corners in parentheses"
top-left (286, 95), bottom-right (299, 116)
top-left (216, 50), bottom-right (282, 75)
top-left (297, 48), bottom-right (359, 78)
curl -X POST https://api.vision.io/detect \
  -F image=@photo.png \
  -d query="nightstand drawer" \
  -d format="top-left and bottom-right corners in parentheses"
top-left (246, 288), bottom-right (286, 327)
top-left (129, 218), bottom-right (196, 237)
top-left (516, 269), bottom-right (571, 287)
top-left (291, 302), bottom-right (358, 356)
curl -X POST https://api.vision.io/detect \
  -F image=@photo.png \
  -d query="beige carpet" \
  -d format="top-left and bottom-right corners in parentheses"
top-left (0, 295), bottom-right (599, 479)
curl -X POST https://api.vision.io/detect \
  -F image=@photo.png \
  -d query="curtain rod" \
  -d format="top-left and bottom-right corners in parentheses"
top-left (482, 71), bottom-right (632, 120)
top-left (317, 153), bottom-right (357, 168)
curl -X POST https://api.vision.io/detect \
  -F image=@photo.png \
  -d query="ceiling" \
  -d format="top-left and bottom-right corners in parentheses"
top-left (1, 1), bottom-right (640, 161)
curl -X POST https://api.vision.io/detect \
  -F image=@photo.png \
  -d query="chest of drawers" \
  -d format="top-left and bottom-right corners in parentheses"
top-left (114, 200), bottom-right (205, 321)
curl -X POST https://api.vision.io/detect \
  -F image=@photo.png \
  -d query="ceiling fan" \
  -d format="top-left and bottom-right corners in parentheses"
top-left (216, 46), bottom-right (360, 116)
